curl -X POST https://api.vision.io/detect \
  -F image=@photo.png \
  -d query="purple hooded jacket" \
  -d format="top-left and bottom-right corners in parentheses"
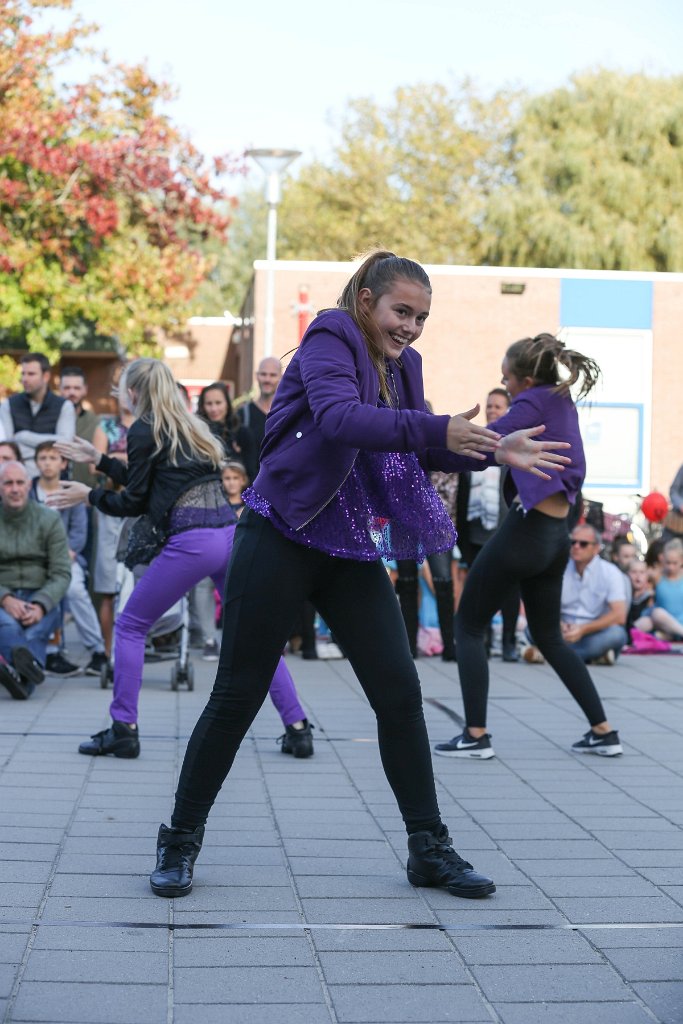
top-left (252, 309), bottom-right (477, 530)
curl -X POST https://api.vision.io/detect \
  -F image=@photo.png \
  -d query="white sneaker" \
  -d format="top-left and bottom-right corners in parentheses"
top-left (316, 640), bottom-right (344, 659)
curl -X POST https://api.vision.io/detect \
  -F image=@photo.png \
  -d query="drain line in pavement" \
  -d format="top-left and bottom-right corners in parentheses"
top-left (5, 920), bottom-right (683, 932)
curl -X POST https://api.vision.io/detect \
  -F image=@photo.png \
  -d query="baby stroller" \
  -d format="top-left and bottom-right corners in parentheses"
top-left (99, 518), bottom-right (194, 692)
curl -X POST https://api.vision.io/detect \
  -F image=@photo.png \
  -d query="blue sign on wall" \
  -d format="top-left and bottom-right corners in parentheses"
top-left (560, 280), bottom-right (652, 330)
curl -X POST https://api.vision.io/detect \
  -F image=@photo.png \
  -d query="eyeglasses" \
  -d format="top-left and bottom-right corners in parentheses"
top-left (570, 539), bottom-right (596, 548)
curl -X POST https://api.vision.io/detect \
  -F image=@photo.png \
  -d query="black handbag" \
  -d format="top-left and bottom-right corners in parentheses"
top-left (123, 515), bottom-right (167, 570)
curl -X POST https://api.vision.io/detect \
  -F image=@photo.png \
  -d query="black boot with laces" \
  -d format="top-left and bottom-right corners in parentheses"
top-left (278, 719), bottom-right (314, 758)
top-left (407, 824), bottom-right (496, 898)
top-left (150, 824), bottom-right (205, 897)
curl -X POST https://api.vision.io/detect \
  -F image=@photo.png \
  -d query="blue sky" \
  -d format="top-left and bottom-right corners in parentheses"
top-left (50, 0), bottom-right (683, 186)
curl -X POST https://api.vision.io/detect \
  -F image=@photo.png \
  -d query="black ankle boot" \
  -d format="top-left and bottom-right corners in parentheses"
top-left (278, 720), bottom-right (314, 758)
top-left (78, 721), bottom-right (140, 758)
top-left (150, 824), bottom-right (205, 897)
top-left (407, 824), bottom-right (496, 898)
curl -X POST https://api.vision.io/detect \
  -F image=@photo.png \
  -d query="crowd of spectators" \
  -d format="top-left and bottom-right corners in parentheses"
top-left (1, 349), bottom-right (679, 701)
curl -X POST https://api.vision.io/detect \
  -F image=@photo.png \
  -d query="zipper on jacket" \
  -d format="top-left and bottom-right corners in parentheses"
top-left (295, 456), bottom-right (357, 531)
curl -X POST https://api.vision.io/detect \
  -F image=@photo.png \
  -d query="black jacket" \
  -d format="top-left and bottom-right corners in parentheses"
top-left (89, 418), bottom-right (219, 526)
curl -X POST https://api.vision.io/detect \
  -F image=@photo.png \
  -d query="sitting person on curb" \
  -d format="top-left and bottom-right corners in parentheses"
top-left (30, 441), bottom-right (108, 677)
top-left (626, 559), bottom-right (655, 637)
top-left (559, 523), bottom-right (628, 665)
top-left (634, 538), bottom-right (683, 641)
top-left (524, 524), bottom-right (628, 666)
top-left (0, 461), bottom-right (71, 699)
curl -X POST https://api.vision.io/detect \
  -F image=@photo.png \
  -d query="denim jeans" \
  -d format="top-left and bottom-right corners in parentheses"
top-left (0, 589), bottom-right (61, 667)
top-left (569, 624), bottom-right (628, 663)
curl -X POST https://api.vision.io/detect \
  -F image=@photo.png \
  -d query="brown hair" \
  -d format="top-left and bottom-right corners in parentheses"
top-left (505, 333), bottom-right (600, 401)
top-left (337, 249), bottom-right (431, 404)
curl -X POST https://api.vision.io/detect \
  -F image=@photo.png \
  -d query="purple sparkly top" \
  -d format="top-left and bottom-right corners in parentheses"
top-left (243, 449), bottom-right (456, 562)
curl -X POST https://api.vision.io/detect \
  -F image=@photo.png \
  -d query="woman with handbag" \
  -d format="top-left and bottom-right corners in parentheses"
top-left (48, 359), bottom-right (313, 760)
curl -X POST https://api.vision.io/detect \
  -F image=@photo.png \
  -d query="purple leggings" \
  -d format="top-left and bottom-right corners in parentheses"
top-left (110, 525), bottom-right (305, 727)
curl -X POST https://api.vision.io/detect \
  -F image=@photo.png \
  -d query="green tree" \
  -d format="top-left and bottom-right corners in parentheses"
top-left (483, 70), bottom-right (683, 271)
top-left (0, 0), bottom-right (240, 360)
top-left (276, 81), bottom-right (519, 264)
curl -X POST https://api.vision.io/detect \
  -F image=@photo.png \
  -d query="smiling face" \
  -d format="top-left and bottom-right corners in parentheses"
top-left (202, 388), bottom-right (229, 422)
top-left (485, 391), bottom-right (509, 424)
top-left (361, 279), bottom-right (431, 361)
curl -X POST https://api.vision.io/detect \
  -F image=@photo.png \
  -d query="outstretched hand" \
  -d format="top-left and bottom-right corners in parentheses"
top-left (496, 425), bottom-right (571, 479)
top-left (45, 480), bottom-right (91, 510)
top-left (446, 405), bottom-right (501, 459)
top-left (54, 436), bottom-right (100, 464)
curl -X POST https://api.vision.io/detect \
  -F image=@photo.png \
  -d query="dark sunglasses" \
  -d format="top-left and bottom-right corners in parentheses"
top-left (570, 539), bottom-right (596, 548)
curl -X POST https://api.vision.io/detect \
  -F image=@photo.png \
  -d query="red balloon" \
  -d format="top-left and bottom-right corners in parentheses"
top-left (641, 492), bottom-right (669, 523)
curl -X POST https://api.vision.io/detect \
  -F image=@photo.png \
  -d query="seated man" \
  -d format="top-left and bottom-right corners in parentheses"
top-left (0, 461), bottom-right (71, 699)
top-left (560, 524), bottom-right (628, 664)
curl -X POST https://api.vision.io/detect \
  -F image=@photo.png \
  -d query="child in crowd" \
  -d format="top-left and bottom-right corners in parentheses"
top-left (635, 539), bottom-right (683, 640)
top-left (31, 441), bottom-right (107, 676)
top-left (221, 460), bottom-right (248, 518)
top-left (626, 559), bottom-right (654, 637)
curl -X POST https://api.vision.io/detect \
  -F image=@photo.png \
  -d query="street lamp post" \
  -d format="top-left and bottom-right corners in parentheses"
top-left (246, 148), bottom-right (301, 357)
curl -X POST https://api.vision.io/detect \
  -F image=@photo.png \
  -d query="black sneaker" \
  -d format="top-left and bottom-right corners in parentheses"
top-left (571, 729), bottom-right (623, 757)
top-left (407, 824), bottom-right (496, 899)
top-left (502, 643), bottom-right (519, 663)
top-left (0, 656), bottom-right (34, 700)
top-left (278, 720), bottom-right (314, 758)
top-left (434, 729), bottom-right (495, 760)
top-left (45, 652), bottom-right (81, 677)
top-left (150, 824), bottom-right (205, 897)
top-left (85, 652), bottom-right (109, 676)
top-left (78, 721), bottom-right (140, 758)
top-left (11, 646), bottom-right (45, 684)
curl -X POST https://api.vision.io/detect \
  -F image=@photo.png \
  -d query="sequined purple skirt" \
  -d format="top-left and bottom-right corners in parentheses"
top-left (244, 450), bottom-right (456, 562)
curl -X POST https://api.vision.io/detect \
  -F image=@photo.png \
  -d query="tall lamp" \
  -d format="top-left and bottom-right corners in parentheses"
top-left (246, 148), bottom-right (301, 357)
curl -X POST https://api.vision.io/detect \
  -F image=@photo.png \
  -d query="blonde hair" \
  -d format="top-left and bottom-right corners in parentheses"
top-left (123, 359), bottom-right (224, 468)
top-left (506, 333), bottom-right (601, 401)
top-left (664, 538), bottom-right (683, 557)
top-left (337, 249), bottom-right (431, 404)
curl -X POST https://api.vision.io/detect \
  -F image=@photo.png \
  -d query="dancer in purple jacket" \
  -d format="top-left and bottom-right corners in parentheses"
top-left (150, 251), bottom-right (570, 899)
top-left (435, 334), bottom-right (622, 761)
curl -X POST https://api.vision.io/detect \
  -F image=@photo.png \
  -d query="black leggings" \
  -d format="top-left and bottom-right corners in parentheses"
top-left (172, 509), bottom-right (441, 835)
top-left (456, 505), bottom-right (607, 728)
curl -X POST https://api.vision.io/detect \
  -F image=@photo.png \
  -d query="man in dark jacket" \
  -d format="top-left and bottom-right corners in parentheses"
top-left (0, 354), bottom-right (75, 478)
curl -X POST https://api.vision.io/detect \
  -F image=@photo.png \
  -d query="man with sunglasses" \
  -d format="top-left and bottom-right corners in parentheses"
top-left (559, 525), bottom-right (628, 665)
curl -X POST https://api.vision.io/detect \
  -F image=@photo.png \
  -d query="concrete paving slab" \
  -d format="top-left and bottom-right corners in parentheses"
top-left (3, 635), bottom-right (683, 1024)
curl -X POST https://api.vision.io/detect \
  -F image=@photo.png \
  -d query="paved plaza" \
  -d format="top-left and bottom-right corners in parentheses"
top-left (1, 633), bottom-right (682, 1024)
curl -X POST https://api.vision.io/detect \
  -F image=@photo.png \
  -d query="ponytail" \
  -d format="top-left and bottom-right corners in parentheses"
top-left (506, 333), bottom-right (601, 401)
top-left (337, 249), bottom-right (431, 404)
